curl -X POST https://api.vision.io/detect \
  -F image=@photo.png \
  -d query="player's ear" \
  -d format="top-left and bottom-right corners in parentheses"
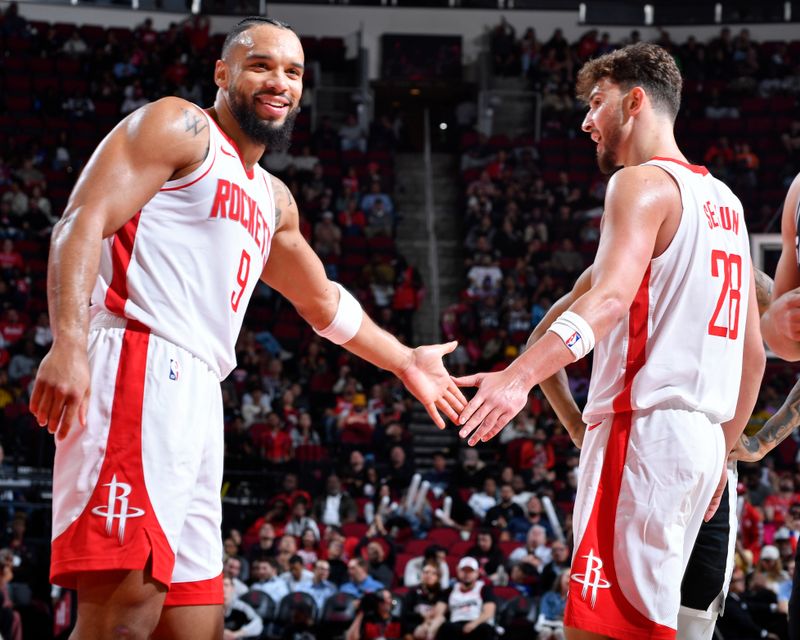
top-left (214, 59), bottom-right (228, 90)
top-left (626, 86), bottom-right (646, 117)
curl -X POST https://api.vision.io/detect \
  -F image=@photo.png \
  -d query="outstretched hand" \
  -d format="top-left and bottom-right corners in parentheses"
top-left (398, 341), bottom-right (468, 429)
top-left (453, 369), bottom-right (530, 446)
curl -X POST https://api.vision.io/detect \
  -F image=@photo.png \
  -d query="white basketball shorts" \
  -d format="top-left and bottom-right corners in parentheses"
top-left (50, 312), bottom-right (224, 606)
top-left (564, 407), bottom-right (725, 639)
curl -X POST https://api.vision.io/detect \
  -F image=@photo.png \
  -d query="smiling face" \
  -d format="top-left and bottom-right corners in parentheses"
top-left (581, 79), bottom-right (626, 174)
top-left (216, 23), bottom-right (304, 150)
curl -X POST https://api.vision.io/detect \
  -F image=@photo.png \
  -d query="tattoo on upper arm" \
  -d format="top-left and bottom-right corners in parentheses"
top-left (753, 378), bottom-right (800, 452)
top-left (283, 182), bottom-right (293, 207)
top-left (182, 108), bottom-right (208, 137)
top-left (274, 201), bottom-right (282, 228)
top-left (754, 268), bottom-right (774, 314)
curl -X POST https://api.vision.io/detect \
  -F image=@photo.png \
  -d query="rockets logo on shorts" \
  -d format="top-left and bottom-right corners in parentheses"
top-left (91, 474), bottom-right (145, 544)
top-left (566, 332), bottom-right (582, 348)
top-left (169, 358), bottom-right (180, 381)
top-left (571, 548), bottom-right (611, 608)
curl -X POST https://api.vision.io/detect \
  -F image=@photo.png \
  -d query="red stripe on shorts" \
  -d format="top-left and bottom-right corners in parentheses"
top-left (565, 265), bottom-right (675, 640)
top-left (50, 324), bottom-right (175, 589)
top-left (164, 574), bottom-right (224, 607)
top-left (104, 211), bottom-right (141, 316)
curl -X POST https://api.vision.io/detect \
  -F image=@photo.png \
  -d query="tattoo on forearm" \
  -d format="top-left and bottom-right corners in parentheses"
top-left (749, 378), bottom-right (800, 455)
top-left (738, 432), bottom-right (762, 455)
top-left (754, 268), bottom-right (774, 316)
top-left (182, 109), bottom-right (208, 136)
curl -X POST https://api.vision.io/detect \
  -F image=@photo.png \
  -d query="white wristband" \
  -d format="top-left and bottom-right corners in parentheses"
top-left (547, 310), bottom-right (595, 361)
top-left (314, 282), bottom-right (363, 345)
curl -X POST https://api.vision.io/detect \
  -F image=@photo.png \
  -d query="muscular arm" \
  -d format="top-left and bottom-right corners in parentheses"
top-left (736, 378), bottom-right (800, 462)
top-left (526, 267), bottom-right (592, 447)
top-left (29, 97), bottom-right (210, 436)
top-left (262, 176), bottom-right (463, 428)
top-left (457, 166), bottom-right (675, 443)
top-left (761, 173), bottom-right (800, 360)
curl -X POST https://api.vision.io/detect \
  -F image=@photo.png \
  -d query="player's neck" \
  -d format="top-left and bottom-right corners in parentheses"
top-left (622, 122), bottom-right (686, 168)
top-left (207, 104), bottom-right (266, 171)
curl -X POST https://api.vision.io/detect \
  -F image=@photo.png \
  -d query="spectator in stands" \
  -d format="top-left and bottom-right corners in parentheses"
top-left (540, 541), bottom-right (571, 591)
top-left (341, 557), bottom-right (384, 599)
top-left (0, 547), bottom-right (22, 640)
top-left (298, 559), bottom-right (337, 613)
top-left (251, 557), bottom-right (290, 606)
top-left (284, 497), bottom-right (319, 540)
top-left (402, 561), bottom-right (447, 640)
top-left (313, 474), bottom-right (358, 527)
top-left (290, 411), bottom-right (321, 450)
top-left (439, 557), bottom-right (496, 640)
top-left (383, 445), bottom-right (414, 495)
top-left (339, 114), bottom-right (367, 154)
top-left (339, 393), bottom-right (375, 448)
top-left (754, 545), bottom-right (790, 595)
top-left (422, 451), bottom-right (451, 495)
top-left (281, 555), bottom-right (314, 592)
top-left (452, 448), bottom-right (488, 490)
top-left (534, 569), bottom-right (570, 639)
top-left (465, 530), bottom-right (505, 585)
top-left (1, 182), bottom-right (28, 218)
top-left (717, 567), bottom-right (781, 640)
top-left (468, 477), bottom-right (497, 521)
top-left (297, 529), bottom-right (320, 567)
top-left (484, 483), bottom-right (525, 530)
top-left (225, 556), bottom-right (249, 599)
top-left (509, 524), bottom-right (552, 574)
top-left (61, 29), bottom-right (88, 57)
top-left (247, 524), bottom-right (277, 563)
top-left (8, 339), bottom-right (36, 382)
top-left (324, 537), bottom-right (349, 586)
top-left (346, 588), bottom-right (401, 640)
top-left (403, 544), bottom-right (450, 589)
top-left (363, 539), bottom-right (394, 588)
top-left (223, 575), bottom-right (264, 640)
top-left (241, 384), bottom-right (271, 427)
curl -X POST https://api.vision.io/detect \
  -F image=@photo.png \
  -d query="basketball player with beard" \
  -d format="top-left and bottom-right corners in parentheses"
top-left (454, 43), bottom-right (765, 639)
top-left (29, 17), bottom-right (465, 639)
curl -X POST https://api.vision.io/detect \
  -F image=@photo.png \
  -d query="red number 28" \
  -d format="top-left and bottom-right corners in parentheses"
top-left (708, 250), bottom-right (742, 340)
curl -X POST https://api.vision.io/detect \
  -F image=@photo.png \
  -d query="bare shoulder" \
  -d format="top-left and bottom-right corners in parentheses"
top-left (119, 97), bottom-right (207, 162)
top-left (269, 173), bottom-right (298, 231)
top-left (605, 165), bottom-right (680, 217)
top-left (782, 172), bottom-right (800, 233)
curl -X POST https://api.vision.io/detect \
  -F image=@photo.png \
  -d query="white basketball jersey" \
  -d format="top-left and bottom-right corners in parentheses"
top-left (91, 109), bottom-right (276, 379)
top-left (584, 157), bottom-right (751, 424)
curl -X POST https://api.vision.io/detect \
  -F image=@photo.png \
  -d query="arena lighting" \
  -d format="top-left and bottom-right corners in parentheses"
top-left (410, 88), bottom-right (421, 96)
top-left (439, 122), bottom-right (448, 130)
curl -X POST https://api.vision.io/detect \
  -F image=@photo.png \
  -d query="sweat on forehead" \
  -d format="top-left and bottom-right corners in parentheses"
top-left (221, 17), bottom-right (293, 59)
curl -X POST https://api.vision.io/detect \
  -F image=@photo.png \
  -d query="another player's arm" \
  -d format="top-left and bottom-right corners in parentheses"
top-left (262, 175), bottom-right (465, 428)
top-left (29, 97), bottom-right (210, 438)
top-left (761, 173), bottom-right (800, 361)
top-left (526, 267), bottom-right (593, 448)
top-left (735, 378), bottom-right (800, 462)
top-left (456, 166), bottom-right (672, 445)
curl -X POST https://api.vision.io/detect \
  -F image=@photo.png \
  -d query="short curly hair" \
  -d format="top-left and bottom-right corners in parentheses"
top-left (575, 42), bottom-right (682, 121)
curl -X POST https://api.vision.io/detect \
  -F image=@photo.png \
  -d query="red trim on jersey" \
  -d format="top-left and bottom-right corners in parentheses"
top-left (160, 145), bottom-right (218, 192)
top-left (208, 116), bottom-right (255, 180)
top-left (650, 156), bottom-right (709, 176)
top-left (164, 574), bottom-right (224, 606)
top-left (104, 212), bottom-right (141, 316)
top-left (565, 265), bottom-right (675, 640)
top-left (51, 326), bottom-right (175, 590)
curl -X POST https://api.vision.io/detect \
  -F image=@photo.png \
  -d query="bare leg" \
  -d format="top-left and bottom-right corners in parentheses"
top-left (70, 569), bottom-right (166, 640)
top-left (152, 604), bottom-right (224, 640)
top-left (565, 628), bottom-right (612, 640)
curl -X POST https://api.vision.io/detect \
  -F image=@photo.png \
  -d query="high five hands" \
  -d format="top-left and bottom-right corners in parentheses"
top-left (452, 368), bottom-right (530, 446)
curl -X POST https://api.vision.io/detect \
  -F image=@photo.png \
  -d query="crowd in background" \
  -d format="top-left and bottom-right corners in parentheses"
top-left (0, 4), bottom-right (800, 638)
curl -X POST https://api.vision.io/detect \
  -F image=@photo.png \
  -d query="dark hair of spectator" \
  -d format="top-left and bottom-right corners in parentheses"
top-left (289, 554), bottom-right (303, 565)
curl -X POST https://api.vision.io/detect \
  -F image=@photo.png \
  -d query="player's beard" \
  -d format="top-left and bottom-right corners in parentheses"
top-left (596, 112), bottom-right (624, 175)
top-left (228, 87), bottom-right (298, 153)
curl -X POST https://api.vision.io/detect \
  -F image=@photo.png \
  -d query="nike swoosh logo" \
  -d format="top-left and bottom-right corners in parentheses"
top-left (587, 421), bottom-right (603, 431)
top-left (221, 147), bottom-right (237, 158)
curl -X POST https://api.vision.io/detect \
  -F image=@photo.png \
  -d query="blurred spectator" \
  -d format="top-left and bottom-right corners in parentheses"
top-left (340, 557), bottom-right (384, 598)
top-left (61, 29), bottom-right (88, 57)
top-left (281, 555), bottom-right (314, 592)
top-left (717, 567), bottom-right (780, 640)
top-left (534, 570), bottom-right (570, 639)
top-left (468, 478), bottom-right (497, 521)
top-left (404, 544), bottom-right (450, 589)
top-left (225, 556), bottom-right (249, 599)
top-left (484, 483), bottom-right (524, 530)
top-left (284, 497), bottom-right (320, 541)
top-left (465, 530), bottom-right (505, 584)
top-left (251, 556), bottom-right (289, 604)
top-left (298, 558), bottom-right (337, 613)
top-left (223, 575), bottom-right (264, 640)
top-left (439, 557), bottom-right (496, 640)
top-left (540, 541), bottom-right (571, 591)
top-left (312, 475), bottom-right (358, 527)
top-left (452, 449), bottom-right (488, 490)
top-left (402, 561), bottom-right (447, 639)
top-left (339, 114), bottom-right (367, 154)
top-left (345, 589), bottom-right (401, 640)
top-left (247, 524), bottom-right (277, 561)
